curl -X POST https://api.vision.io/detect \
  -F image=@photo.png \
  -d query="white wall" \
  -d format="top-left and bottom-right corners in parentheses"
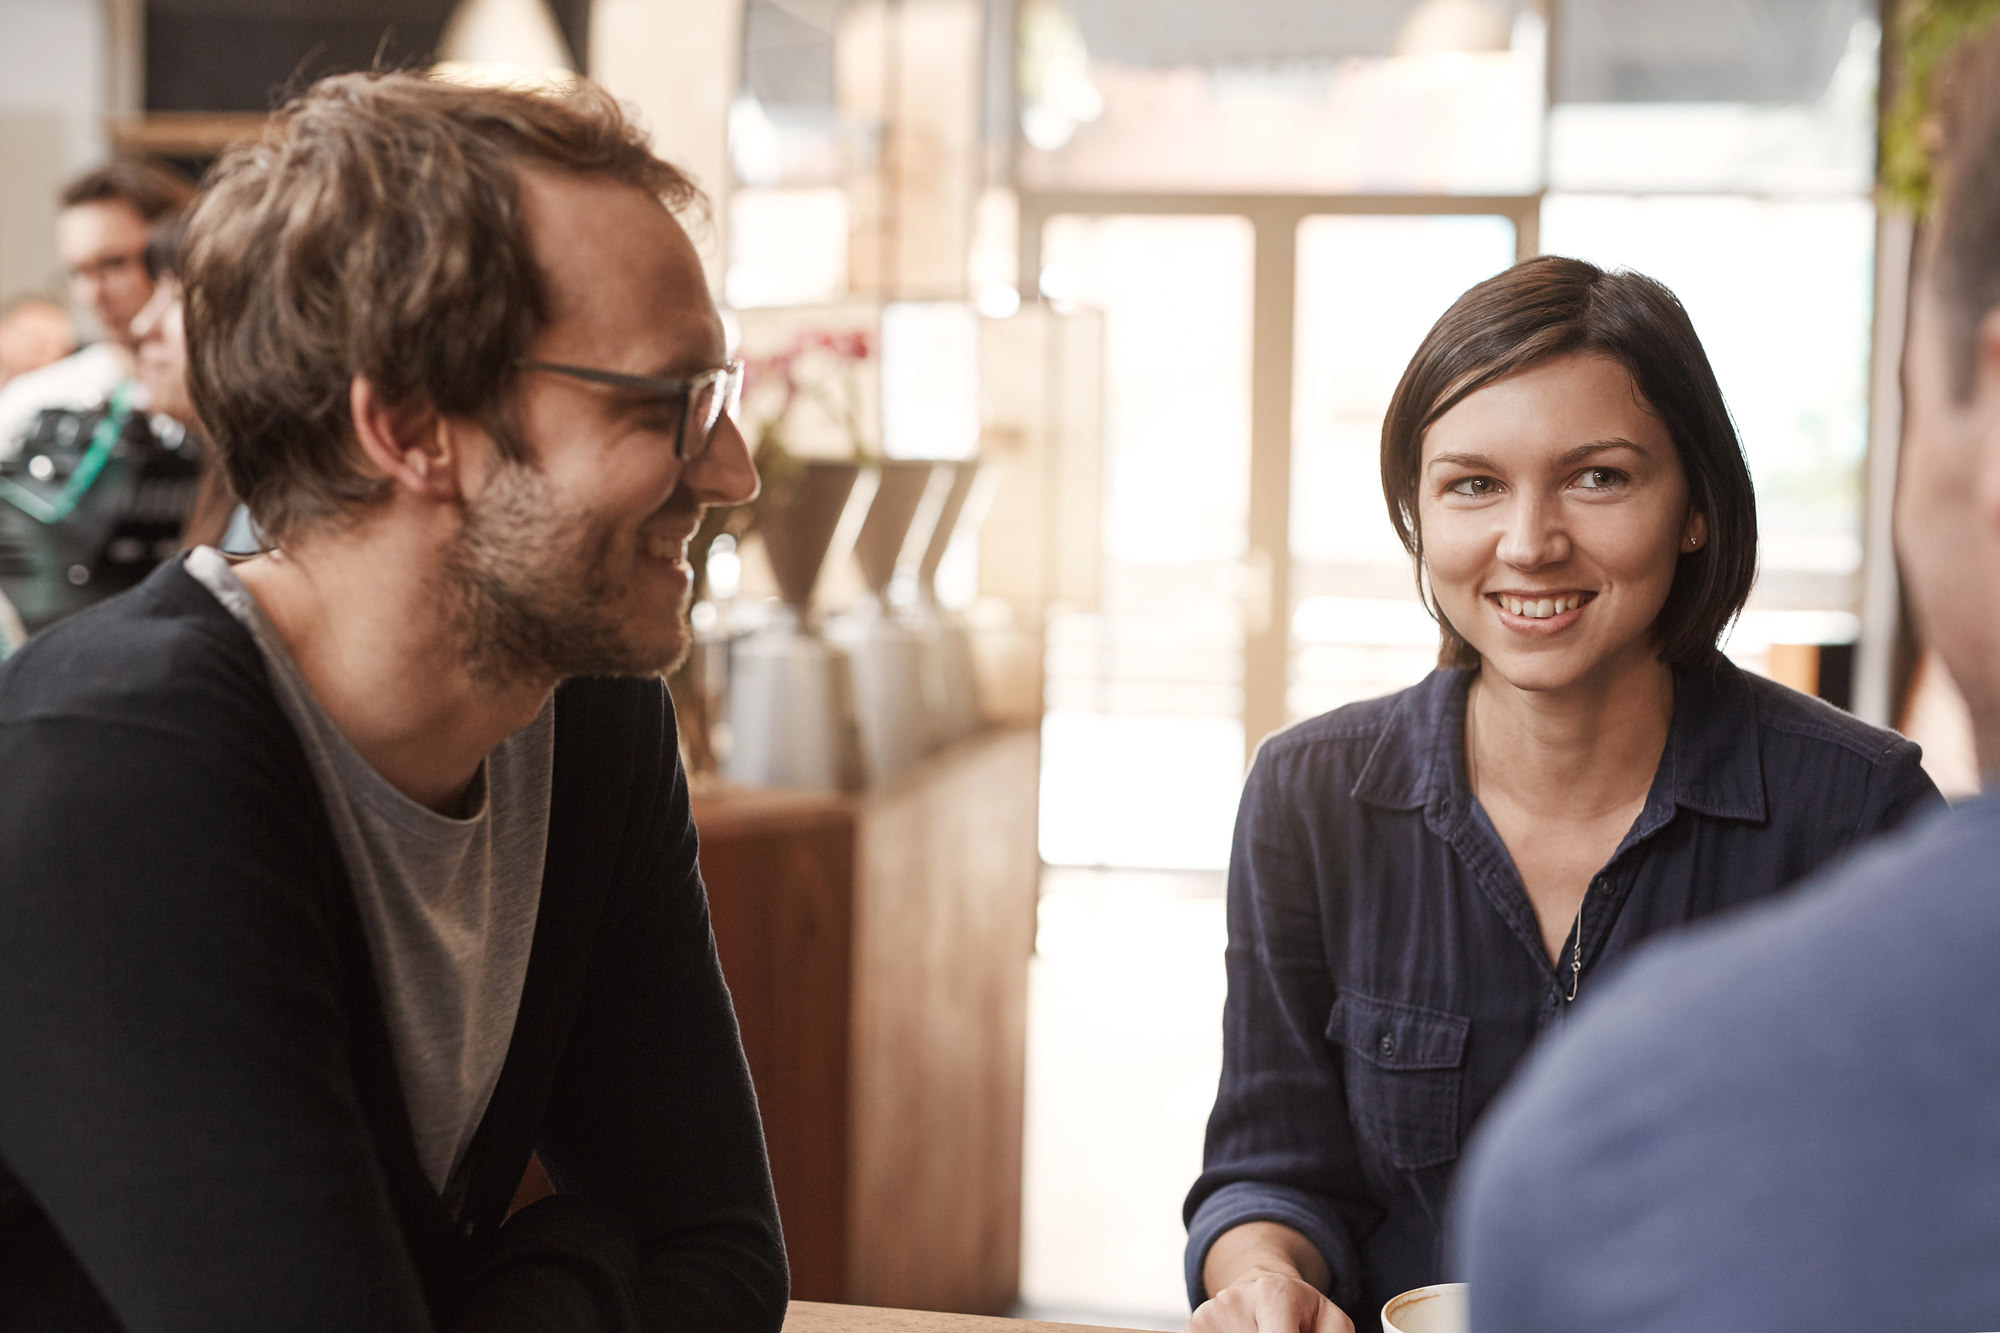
top-left (590, 0), bottom-right (742, 295)
top-left (0, 0), bottom-right (110, 310)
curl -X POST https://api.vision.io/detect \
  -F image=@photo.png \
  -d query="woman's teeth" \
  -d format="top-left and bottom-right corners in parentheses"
top-left (1501, 594), bottom-right (1585, 619)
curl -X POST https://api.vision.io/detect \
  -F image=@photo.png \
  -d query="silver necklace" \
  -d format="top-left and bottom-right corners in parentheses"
top-left (1467, 680), bottom-right (1588, 1003)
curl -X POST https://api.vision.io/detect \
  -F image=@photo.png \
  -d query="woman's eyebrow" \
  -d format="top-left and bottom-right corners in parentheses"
top-left (1427, 439), bottom-right (1648, 473)
top-left (1427, 451), bottom-right (1499, 472)
top-left (1555, 438), bottom-right (1645, 466)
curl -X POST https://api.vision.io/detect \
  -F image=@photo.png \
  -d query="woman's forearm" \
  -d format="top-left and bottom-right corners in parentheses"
top-left (1201, 1220), bottom-right (1333, 1300)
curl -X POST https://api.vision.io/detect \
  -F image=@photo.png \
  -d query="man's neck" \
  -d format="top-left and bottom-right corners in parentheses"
top-left (232, 523), bottom-right (554, 815)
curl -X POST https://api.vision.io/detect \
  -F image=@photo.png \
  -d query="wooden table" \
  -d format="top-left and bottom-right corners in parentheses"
top-left (784, 1301), bottom-right (1152, 1333)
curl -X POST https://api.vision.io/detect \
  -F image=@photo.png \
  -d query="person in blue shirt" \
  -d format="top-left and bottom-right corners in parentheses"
top-left (1183, 256), bottom-right (1941, 1333)
top-left (1455, 29), bottom-right (2000, 1333)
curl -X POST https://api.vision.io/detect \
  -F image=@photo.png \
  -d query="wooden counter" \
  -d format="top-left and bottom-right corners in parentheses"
top-left (784, 1301), bottom-right (1150, 1333)
top-left (697, 727), bottom-right (1042, 1314)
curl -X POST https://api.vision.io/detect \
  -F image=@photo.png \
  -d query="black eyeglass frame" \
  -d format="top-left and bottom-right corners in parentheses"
top-left (515, 357), bottom-right (744, 461)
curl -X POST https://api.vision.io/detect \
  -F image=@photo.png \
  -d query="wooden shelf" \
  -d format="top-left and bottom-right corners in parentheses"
top-left (107, 113), bottom-right (267, 156)
top-left (698, 727), bottom-right (1042, 1316)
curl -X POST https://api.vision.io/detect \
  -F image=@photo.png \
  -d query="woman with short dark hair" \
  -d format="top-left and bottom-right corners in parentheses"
top-left (1183, 256), bottom-right (1941, 1333)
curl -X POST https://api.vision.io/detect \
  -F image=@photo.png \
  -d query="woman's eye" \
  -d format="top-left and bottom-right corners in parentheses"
top-left (1448, 476), bottom-right (1497, 497)
top-left (1575, 467), bottom-right (1624, 490)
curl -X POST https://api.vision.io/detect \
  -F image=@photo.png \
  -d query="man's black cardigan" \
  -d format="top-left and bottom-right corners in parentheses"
top-left (0, 558), bottom-right (788, 1331)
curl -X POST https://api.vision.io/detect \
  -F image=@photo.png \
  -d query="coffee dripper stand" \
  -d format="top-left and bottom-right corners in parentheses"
top-left (906, 459), bottom-right (990, 748)
top-left (824, 459), bottom-right (941, 788)
top-left (723, 460), bottom-right (876, 793)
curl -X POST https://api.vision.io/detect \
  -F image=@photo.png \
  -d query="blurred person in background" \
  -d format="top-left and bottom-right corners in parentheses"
top-left (0, 585), bottom-right (22, 658)
top-left (0, 157), bottom-right (194, 458)
top-left (1457, 26), bottom-right (2000, 1333)
top-left (131, 212), bottom-right (242, 551)
top-left (0, 295), bottom-right (68, 652)
top-left (0, 70), bottom-right (777, 1332)
top-left (0, 188), bottom-right (222, 636)
top-left (0, 295), bottom-right (75, 386)
top-left (0, 291), bottom-right (58, 652)
top-left (1184, 258), bottom-right (1940, 1333)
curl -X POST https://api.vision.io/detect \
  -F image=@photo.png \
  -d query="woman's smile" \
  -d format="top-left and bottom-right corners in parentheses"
top-left (1489, 590), bottom-right (1596, 632)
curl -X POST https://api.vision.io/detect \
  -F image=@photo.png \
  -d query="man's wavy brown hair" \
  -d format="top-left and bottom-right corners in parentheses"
top-left (182, 72), bottom-right (702, 542)
top-left (1929, 22), bottom-right (2000, 402)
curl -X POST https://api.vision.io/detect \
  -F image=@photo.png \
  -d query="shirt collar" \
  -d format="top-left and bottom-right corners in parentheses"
top-left (1659, 656), bottom-right (1766, 821)
top-left (1352, 657), bottom-right (1767, 826)
top-left (1352, 668), bottom-right (1471, 818)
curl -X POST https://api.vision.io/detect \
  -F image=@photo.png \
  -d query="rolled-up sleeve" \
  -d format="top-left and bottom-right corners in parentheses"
top-left (1183, 742), bottom-right (1378, 1316)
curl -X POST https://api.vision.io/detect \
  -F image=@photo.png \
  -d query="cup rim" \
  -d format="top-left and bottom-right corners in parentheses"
top-left (1380, 1281), bottom-right (1469, 1333)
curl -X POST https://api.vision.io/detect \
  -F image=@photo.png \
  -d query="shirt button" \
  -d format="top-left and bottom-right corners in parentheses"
top-left (1378, 1034), bottom-right (1397, 1057)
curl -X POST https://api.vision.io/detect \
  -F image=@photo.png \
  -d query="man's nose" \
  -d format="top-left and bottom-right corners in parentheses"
top-left (1496, 494), bottom-right (1568, 568)
top-left (684, 413), bottom-right (760, 508)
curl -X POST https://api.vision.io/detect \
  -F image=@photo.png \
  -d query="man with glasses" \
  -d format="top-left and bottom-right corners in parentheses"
top-left (0, 72), bottom-right (780, 1332)
top-left (0, 158), bottom-right (193, 458)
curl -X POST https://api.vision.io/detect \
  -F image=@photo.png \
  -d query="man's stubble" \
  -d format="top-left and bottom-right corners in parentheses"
top-left (440, 459), bottom-right (691, 688)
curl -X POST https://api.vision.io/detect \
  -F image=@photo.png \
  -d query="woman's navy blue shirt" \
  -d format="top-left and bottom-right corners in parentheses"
top-left (1183, 658), bottom-right (1941, 1329)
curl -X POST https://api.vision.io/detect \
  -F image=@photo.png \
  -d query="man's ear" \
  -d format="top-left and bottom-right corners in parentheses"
top-left (1979, 306), bottom-right (2000, 382)
top-left (348, 376), bottom-right (459, 502)
top-left (1972, 308), bottom-right (2000, 532)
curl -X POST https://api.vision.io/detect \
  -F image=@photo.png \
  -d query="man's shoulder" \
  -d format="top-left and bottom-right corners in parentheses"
top-left (1608, 796), bottom-right (1988, 1031)
top-left (548, 672), bottom-right (682, 809)
top-left (1499, 797), bottom-right (1994, 1119)
top-left (553, 672), bottom-right (669, 721)
top-left (0, 558), bottom-right (272, 740)
top-left (551, 673), bottom-right (673, 760)
top-left (1462, 799), bottom-right (2000, 1331)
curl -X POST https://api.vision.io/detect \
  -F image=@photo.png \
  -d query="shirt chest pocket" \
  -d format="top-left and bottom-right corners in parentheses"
top-left (1327, 991), bottom-right (1470, 1172)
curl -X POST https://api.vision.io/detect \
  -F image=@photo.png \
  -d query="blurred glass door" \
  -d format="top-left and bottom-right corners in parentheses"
top-left (1035, 214), bottom-right (1255, 871)
top-left (1031, 205), bottom-right (1524, 870)
top-left (1287, 214), bottom-right (1519, 721)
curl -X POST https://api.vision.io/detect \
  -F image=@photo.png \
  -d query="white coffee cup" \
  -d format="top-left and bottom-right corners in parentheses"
top-left (1381, 1282), bottom-right (1468, 1333)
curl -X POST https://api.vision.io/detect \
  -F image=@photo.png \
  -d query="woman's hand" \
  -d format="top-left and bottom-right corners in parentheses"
top-left (1189, 1221), bottom-right (1355, 1333)
top-left (1188, 1270), bottom-right (1355, 1333)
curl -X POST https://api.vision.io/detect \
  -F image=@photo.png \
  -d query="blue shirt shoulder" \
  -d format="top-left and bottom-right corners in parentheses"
top-left (1459, 794), bottom-right (2000, 1333)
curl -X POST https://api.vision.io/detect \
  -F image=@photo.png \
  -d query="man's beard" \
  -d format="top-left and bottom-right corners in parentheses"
top-left (440, 460), bottom-right (691, 687)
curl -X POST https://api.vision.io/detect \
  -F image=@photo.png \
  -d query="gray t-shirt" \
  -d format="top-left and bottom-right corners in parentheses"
top-left (186, 547), bottom-right (552, 1197)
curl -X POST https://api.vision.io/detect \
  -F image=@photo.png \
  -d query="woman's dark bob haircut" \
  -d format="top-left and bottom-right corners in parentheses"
top-left (1381, 255), bottom-right (1757, 671)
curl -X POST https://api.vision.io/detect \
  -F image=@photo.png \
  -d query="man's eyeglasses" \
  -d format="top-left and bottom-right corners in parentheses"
top-left (515, 358), bottom-right (744, 463)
